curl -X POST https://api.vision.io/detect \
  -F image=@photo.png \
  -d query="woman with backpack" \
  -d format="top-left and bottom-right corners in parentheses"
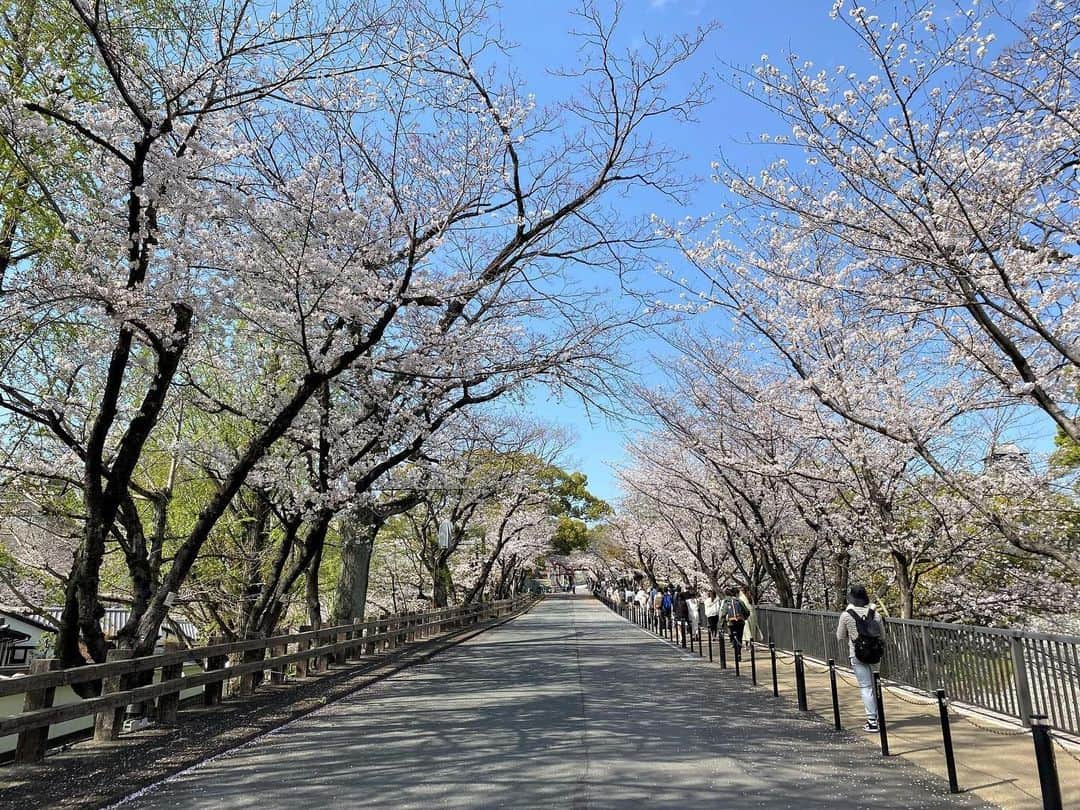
top-left (722, 586), bottom-right (750, 661)
top-left (673, 586), bottom-right (689, 646)
top-left (836, 584), bottom-right (886, 732)
top-left (660, 586), bottom-right (674, 634)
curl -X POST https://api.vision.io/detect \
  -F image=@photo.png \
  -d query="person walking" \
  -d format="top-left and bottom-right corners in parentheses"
top-left (704, 590), bottom-right (721, 639)
top-left (686, 589), bottom-right (700, 637)
top-left (836, 584), bottom-right (886, 732)
top-left (738, 585), bottom-right (756, 641)
top-left (660, 585), bottom-right (674, 633)
top-left (674, 586), bottom-right (689, 645)
top-left (722, 586), bottom-right (750, 660)
top-left (635, 586), bottom-right (648, 612)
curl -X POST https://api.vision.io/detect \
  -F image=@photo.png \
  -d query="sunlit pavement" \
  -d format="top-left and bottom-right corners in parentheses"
top-left (119, 596), bottom-right (991, 809)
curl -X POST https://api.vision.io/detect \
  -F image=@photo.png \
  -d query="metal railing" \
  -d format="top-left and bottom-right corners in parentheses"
top-left (753, 605), bottom-right (1080, 737)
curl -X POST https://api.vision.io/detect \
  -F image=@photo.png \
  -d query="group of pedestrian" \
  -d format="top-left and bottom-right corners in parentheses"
top-left (602, 579), bottom-right (888, 735)
top-left (601, 581), bottom-right (753, 661)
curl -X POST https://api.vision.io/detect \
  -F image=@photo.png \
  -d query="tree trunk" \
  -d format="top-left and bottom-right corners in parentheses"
top-left (432, 553), bottom-right (454, 608)
top-left (331, 512), bottom-right (381, 623)
top-left (890, 550), bottom-right (915, 618)
top-left (831, 546), bottom-right (851, 611)
top-left (306, 543), bottom-right (323, 628)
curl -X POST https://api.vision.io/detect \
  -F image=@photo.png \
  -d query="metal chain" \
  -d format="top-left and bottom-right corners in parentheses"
top-left (1052, 736), bottom-right (1080, 765)
top-left (949, 711), bottom-right (1033, 737)
top-left (835, 669), bottom-right (862, 687)
top-left (883, 687), bottom-right (940, 707)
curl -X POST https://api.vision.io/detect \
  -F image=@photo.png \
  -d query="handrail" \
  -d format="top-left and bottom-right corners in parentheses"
top-left (0, 600), bottom-right (519, 697)
top-left (752, 604), bottom-right (1080, 645)
top-left (752, 604), bottom-right (1080, 738)
top-left (1, 594), bottom-right (536, 764)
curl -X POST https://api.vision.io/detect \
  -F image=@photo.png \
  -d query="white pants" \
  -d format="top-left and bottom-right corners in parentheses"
top-left (851, 658), bottom-right (877, 722)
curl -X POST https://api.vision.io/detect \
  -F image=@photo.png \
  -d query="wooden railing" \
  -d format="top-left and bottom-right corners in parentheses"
top-left (1, 595), bottom-right (535, 764)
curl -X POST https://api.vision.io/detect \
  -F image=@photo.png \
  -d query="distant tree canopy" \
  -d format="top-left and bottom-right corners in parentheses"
top-left (544, 469), bottom-right (611, 557)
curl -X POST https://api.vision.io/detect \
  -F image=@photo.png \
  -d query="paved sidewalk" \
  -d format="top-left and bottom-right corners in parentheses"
top-left (118, 597), bottom-right (992, 809)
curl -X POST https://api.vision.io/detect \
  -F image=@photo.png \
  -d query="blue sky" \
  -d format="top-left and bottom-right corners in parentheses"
top-left (490, 0), bottom-right (856, 503)
top-left (491, 1), bottom-right (1049, 504)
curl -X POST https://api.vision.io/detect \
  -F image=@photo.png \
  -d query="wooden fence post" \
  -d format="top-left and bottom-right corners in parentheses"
top-left (14, 658), bottom-right (61, 764)
top-left (270, 631), bottom-right (289, 684)
top-left (312, 627), bottom-right (328, 674)
top-left (350, 620), bottom-right (363, 661)
top-left (296, 626), bottom-right (312, 678)
top-left (204, 635), bottom-right (227, 706)
top-left (94, 648), bottom-right (134, 742)
top-left (238, 632), bottom-right (265, 696)
top-left (335, 628), bottom-right (349, 665)
top-left (156, 642), bottom-right (184, 725)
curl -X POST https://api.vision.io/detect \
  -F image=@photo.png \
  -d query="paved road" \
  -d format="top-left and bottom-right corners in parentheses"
top-left (119, 597), bottom-right (991, 809)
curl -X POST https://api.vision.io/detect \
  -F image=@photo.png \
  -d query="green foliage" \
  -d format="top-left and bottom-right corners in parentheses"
top-left (541, 468), bottom-right (612, 521)
top-left (551, 515), bottom-right (589, 556)
top-left (1049, 429), bottom-right (1080, 472)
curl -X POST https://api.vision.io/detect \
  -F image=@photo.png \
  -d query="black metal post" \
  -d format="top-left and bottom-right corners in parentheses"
top-left (794, 650), bottom-right (808, 711)
top-left (719, 630), bottom-right (728, 669)
top-left (769, 641), bottom-right (778, 696)
top-left (1030, 715), bottom-right (1063, 810)
top-left (734, 645), bottom-right (741, 677)
top-left (707, 627), bottom-right (713, 662)
top-left (680, 621), bottom-right (687, 649)
top-left (936, 689), bottom-right (959, 794)
top-left (697, 626), bottom-right (703, 658)
top-left (873, 671), bottom-right (890, 756)
top-left (750, 642), bottom-right (757, 685)
top-left (828, 659), bottom-right (841, 730)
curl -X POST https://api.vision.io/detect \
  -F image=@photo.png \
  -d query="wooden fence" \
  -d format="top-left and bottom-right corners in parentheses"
top-left (1, 596), bottom-right (533, 764)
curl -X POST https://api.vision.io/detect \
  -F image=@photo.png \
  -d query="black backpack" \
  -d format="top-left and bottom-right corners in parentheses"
top-left (847, 607), bottom-right (885, 665)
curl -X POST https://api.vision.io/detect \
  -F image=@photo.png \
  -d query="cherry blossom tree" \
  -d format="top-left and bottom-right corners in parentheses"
top-left (0, 0), bottom-right (714, 669)
top-left (653, 0), bottom-right (1079, 585)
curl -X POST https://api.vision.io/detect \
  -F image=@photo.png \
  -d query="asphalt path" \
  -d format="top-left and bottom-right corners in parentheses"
top-left (117, 596), bottom-right (992, 809)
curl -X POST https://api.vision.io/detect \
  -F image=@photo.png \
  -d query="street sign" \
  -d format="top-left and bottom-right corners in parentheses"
top-left (438, 519), bottom-right (452, 549)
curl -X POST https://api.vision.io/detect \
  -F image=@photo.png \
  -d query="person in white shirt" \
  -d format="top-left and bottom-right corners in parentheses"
top-left (704, 590), bottom-right (721, 638)
top-left (686, 590), bottom-right (700, 637)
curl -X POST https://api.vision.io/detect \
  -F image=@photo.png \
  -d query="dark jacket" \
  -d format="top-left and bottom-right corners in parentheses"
top-left (722, 596), bottom-right (749, 623)
top-left (674, 594), bottom-right (690, 621)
